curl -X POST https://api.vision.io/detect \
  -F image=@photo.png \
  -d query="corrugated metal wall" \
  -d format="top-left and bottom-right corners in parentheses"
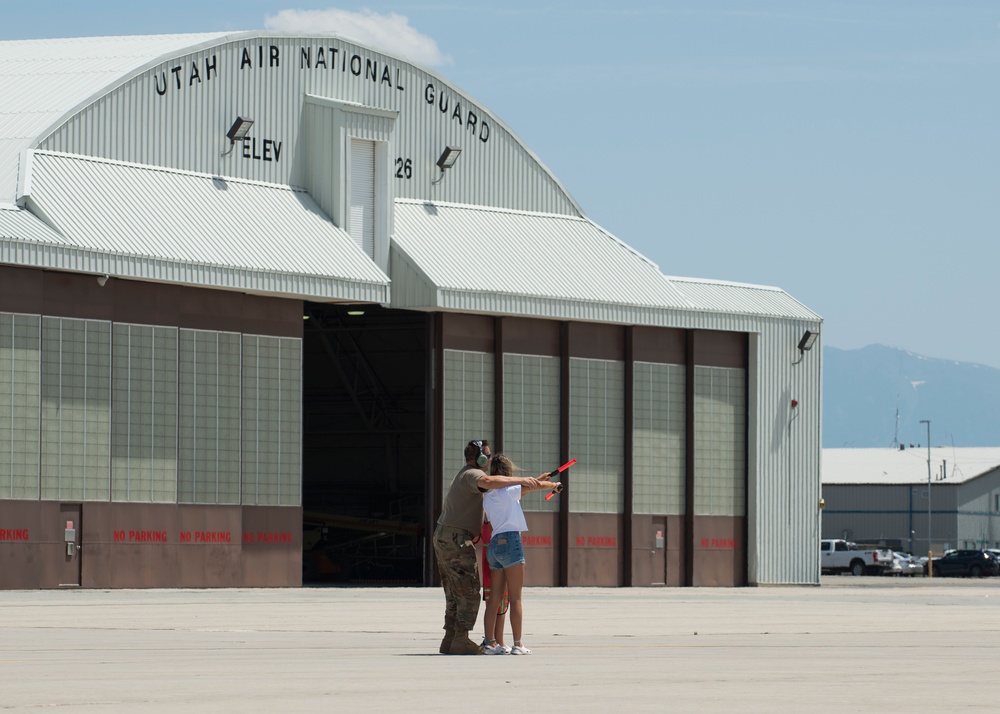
top-left (747, 319), bottom-right (822, 584)
top-left (822, 478), bottom-right (1000, 552)
top-left (36, 36), bottom-right (581, 217)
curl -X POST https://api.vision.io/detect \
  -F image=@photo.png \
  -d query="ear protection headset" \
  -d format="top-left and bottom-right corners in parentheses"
top-left (471, 440), bottom-right (489, 468)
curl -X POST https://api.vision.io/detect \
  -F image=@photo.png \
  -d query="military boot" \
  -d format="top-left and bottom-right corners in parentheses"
top-left (439, 629), bottom-right (455, 654)
top-left (448, 631), bottom-right (484, 655)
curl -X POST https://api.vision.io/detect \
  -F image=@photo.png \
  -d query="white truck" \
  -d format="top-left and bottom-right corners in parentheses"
top-left (820, 539), bottom-right (894, 576)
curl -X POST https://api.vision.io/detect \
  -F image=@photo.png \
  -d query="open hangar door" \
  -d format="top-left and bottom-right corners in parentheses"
top-left (301, 304), bottom-right (430, 585)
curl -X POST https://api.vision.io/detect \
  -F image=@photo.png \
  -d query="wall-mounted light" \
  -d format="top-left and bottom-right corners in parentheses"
top-left (797, 330), bottom-right (819, 352)
top-left (96, 274), bottom-right (109, 287)
top-left (431, 146), bottom-right (462, 184)
top-left (221, 116), bottom-right (254, 156)
top-left (792, 329), bottom-right (819, 365)
top-left (346, 310), bottom-right (366, 317)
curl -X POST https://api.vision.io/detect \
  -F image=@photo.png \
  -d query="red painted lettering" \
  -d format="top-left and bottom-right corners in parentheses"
top-left (701, 538), bottom-right (738, 549)
top-left (194, 531), bottom-right (232, 543)
top-left (128, 530), bottom-right (168, 543)
top-left (0, 528), bottom-right (29, 541)
top-left (255, 531), bottom-right (293, 544)
top-left (522, 535), bottom-right (552, 547)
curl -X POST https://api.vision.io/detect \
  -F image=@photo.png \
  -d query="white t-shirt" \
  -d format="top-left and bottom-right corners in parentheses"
top-left (483, 485), bottom-right (528, 535)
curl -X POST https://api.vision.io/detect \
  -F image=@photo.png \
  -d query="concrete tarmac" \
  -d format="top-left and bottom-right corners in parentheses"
top-left (1, 577), bottom-right (998, 713)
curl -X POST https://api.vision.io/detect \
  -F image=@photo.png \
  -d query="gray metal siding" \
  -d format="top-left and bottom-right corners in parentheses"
top-left (746, 320), bottom-right (823, 584)
top-left (35, 35), bottom-right (580, 217)
top-left (821, 482), bottom-right (976, 553)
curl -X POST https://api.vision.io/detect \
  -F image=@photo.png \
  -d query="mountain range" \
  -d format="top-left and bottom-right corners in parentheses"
top-left (823, 345), bottom-right (1000, 448)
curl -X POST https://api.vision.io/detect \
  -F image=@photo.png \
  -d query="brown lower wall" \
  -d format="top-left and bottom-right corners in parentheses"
top-left (474, 512), bottom-right (744, 588)
top-left (522, 512), bottom-right (559, 586)
top-left (692, 515), bottom-right (747, 587)
top-left (568, 513), bottom-right (623, 586)
top-left (0, 500), bottom-right (301, 589)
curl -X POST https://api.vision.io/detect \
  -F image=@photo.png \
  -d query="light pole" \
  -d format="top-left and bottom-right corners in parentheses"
top-left (920, 419), bottom-right (931, 565)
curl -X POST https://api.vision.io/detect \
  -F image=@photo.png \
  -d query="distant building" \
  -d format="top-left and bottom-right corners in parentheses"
top-left (822, 448), bottom-right (1000, 554)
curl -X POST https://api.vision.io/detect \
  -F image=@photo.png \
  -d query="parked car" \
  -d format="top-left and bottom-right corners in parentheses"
top-left (925, 550), bottom-right (1000, 578)
top-left (820, 539), bottom-right (894, 576)
top-left (885, 552), bottom-right (922, 576)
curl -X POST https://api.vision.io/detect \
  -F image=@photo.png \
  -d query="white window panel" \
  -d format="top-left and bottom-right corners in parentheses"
top-left (40, 317), bottom-right (112, 501)
top-left (111, 323), bottom-right (177, 503)
top-left (177, 329), bottom-right (240, 505)
top-left (633, 361), bottom-right (685, 515)
top-left (503, 353), bottom-right (560, 513)
top-left (0, 313), bottom-right (41, 499)
top-left (569, 357), bottom-right (624, 514)
top-left (694, 366), bottom-right (746, 516)
top-left (242, 335), bottom-right (302, 506)
top-left (443, 350), bottom-right (494, 495)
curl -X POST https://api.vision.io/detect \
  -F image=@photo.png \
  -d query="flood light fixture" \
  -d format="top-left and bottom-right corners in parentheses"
top-left (222, 116), bottom-right (254, 156)
top-left (436, 146), bottom-right (462, 170)
top-left (792, 329), bottom-right (819, 365)
top-left (227, 116), bottom-right (254, 143)
top-left (797, 330), bottom-right (819, 352)
top-left (432, 146), bottom-right (462, 184)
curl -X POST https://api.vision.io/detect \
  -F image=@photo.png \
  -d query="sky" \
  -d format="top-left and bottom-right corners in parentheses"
top-left (3, 1), bottom-right (998, 368)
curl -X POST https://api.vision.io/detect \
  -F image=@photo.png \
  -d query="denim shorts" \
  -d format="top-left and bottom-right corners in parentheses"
top-left (487, 530), bottom-right (525, 570)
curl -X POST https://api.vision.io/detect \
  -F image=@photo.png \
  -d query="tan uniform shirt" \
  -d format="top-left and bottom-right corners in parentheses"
top-left (437, 464), bottom-right (486, 534)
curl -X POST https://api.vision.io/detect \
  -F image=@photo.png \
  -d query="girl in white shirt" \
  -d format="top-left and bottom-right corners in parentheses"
top-left (481, 454), bottom-right (562, 655)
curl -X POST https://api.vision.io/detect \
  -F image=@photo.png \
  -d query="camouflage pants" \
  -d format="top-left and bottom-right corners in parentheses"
top-left (433, 525), bottom-right (482, 632)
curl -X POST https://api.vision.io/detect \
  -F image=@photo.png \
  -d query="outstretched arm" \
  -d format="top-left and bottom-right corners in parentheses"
top-left (523, 479), bottom-right (562, 494)
top-left (477, 473), bottom-right (552, 491)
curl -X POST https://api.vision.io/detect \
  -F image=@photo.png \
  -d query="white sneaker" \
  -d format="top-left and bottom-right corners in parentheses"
top-left (510, 643), bottom-right (532, 655)
top-left (499, 644), bottom-right (512, 654)
top-left (483, 643), bottom-right (507, 655)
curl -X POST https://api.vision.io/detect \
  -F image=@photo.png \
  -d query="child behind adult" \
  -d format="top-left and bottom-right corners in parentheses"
top-left (481, 453), bottom-right (561, 655)
top-left (479, 520), bottom-right (509, 653)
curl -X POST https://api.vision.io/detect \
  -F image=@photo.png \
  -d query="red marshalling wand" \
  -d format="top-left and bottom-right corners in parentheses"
top-left (544, 458), bottom-right (576, 500)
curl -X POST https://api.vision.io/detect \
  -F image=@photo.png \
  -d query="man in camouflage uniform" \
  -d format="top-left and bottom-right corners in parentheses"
top-left (434, 439), bottom-right (550, 655)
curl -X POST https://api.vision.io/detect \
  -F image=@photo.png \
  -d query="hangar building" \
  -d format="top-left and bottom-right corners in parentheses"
top-left (0, 31), bottom-right (822, 589)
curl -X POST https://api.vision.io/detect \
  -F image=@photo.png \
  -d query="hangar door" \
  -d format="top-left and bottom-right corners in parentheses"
top-left (301, 304), bottom-right (430, 584)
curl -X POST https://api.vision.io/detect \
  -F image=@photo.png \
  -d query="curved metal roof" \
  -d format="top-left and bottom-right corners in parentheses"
top-left (0, 33), bottom-right (231, 205)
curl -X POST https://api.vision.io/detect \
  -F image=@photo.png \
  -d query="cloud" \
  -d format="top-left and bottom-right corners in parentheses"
top-left (264, 8), bottom-right (451, 67)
